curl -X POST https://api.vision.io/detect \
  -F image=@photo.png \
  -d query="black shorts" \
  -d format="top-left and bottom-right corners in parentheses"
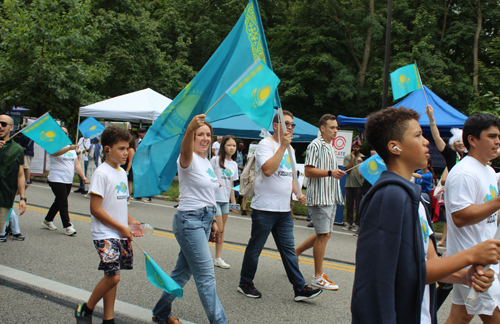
top-left (93, 238), bottom-right (133, 275)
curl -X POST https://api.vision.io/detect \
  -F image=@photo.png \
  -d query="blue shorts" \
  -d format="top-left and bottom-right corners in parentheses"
top-left (215, 202), bottom-right (229, 216)
top-left (93, 238), bottom-right (133, 275)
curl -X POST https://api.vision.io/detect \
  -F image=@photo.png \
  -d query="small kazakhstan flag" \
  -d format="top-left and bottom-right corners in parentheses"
top-left (21, 112), bottom-right (72, 154)
top-left (144, 253), bottom-right (183, 298)
top-left (359, 154), bottom-right (387, 185)
top-left (227, 59), bottom-right (279, 129)
top-left (390, 63), bottom-right (422, 100)
top-left (78, 117), bottom-right (105, 139)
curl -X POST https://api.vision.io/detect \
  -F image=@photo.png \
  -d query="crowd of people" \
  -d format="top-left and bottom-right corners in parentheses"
top-left (2, 105), bottom-right (500, 324)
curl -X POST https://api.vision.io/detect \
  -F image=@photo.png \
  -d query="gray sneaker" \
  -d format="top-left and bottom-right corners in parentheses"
top-left (351, 225), bottom-right (359, 232)
top-left (42, 220), bottom-right (57, 230)
top-left (342, 224), bottom-right (352, 231)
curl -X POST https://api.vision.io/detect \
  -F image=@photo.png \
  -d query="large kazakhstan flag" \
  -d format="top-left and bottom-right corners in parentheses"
top-left (133, 0), bottom-right (280, 197)
top-left (390, 64), bottom-right (422, 100)
top-left (21, 113), bottom-right (72, 154)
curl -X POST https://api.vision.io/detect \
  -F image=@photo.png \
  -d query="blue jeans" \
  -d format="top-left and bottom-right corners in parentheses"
top-left (240, 209), bottom-right (306, 292)
top-left (78, 160), bottom-right (88, 190)
top-left (153, 206), bottom-right (226, 324)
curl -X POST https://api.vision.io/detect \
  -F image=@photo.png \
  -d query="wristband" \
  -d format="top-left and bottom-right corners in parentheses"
top-left (213, 219), bottom-right (217, 224)
top-left (20, 197), bottom-right (27, 202)
top-left (328, 170), bottom-right (332, 177)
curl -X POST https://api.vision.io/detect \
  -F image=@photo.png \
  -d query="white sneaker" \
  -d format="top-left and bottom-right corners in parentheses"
top-left (83, 194), bottom-right (90, 199)
top-left (127, 200), bottom-right (130, 205)
top-left (65, 225), bottom-right (77, 236)
top-left (342, 224), bottom-right (352, 231)
top-left (311, 274), bottom-right (339, 290)
top-left (351, 225), bottom-right (359, 232)
top-left (214, 259), bottom-right (230, 269)
top-left (42, 220), bottom-right (57, 231)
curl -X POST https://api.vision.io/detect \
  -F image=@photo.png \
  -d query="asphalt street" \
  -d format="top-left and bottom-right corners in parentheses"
top-left (0, 182), bottom-right (482, 323)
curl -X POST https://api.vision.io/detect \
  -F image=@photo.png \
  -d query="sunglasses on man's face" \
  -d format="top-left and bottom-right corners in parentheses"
top-left (0, 121), bottom-right (13, 128)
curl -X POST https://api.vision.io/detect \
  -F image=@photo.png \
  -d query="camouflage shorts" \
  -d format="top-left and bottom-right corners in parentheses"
top-left (93, 238), bottom-right (133, 275)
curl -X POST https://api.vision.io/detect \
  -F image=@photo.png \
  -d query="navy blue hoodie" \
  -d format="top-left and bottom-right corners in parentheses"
top-left (351, 171), bottom-right (437, 324)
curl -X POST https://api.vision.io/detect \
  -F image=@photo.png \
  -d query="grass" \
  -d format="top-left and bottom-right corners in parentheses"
top-left (161, 181), bottom-right (180, 201)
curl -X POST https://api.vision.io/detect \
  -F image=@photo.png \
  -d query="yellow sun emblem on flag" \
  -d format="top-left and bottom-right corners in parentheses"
top-left (252, 85), bottom-right (272, 108)
top-left (88, 125), bottom-right (97, 131)
top-left (398, 74), bottom-right (410, 89)
top-left (40, 130), bottom-right (57, 142)
top-left (367, 160), bottom-right (380, 175)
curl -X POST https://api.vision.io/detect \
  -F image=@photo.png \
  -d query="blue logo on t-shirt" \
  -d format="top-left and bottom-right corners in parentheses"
top-left (222, 169), bottom-right (233, 177)
top-left (280, 153), bottom-right (292, 170)
top-left (207, 168), bottom-right (217, 179)
top-left (420, 217), bottom-right (429, 244)
top-left (484, 184), bottom-right (498, 203)
top-left (63, 151), bottom-right (75, 158)
top-left (116, 182), bottom-right (127, 193)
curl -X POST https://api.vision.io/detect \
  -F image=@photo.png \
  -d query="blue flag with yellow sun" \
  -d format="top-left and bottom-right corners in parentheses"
top-left (359, 154), bottom-right (387, 185)
top-left (145, 253), bottom-right (183, 298)
top-left (21, 113), bottom-right (72, 154)
top-left (390, 64), bottom-right (422, 100)
top-left (132, 0), bottom-right (280, 197)
top-left (78, 117), bottom-right (105, 139)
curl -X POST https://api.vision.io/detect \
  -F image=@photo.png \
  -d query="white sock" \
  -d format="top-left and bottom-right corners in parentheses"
top-left (216, 258), bottom-right (222, 262)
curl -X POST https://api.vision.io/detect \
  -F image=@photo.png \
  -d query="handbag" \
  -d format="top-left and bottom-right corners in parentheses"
top-left (433, 176), bottom-right (445, 204)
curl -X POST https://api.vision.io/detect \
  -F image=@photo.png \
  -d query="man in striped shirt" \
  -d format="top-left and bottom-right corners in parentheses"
top-left (295, 114), bottom-right (346, 290)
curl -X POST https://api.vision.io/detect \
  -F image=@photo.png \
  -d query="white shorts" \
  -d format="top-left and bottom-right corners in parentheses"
top-left (452, 275), bottom-right (500, 315)
top-left (24, 156), bottom-right (33, 169)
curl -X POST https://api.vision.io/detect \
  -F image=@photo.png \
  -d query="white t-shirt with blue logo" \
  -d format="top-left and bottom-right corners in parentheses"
top-left (177, 153), bottom-right (219, 211)
top-left (210, 156), bottom-right (239, 203)
top-left (48, 149), bottom-right (78, 183)
top-left (419, 202), bottom-right (433, 324)
top-left (251, 138), bottom-right (295, 212)
top-left (445, 156), bottom-right (499, 273)
top-left (89, 162), bottom-right (129, 240)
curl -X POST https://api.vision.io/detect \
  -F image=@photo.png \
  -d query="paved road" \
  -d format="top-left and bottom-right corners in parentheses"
top-left (0, 182), bottom-right (481, 323)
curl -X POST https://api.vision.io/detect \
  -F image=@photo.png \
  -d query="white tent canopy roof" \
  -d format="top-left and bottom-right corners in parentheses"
top-left (79, 88), bottom-right (172, 124)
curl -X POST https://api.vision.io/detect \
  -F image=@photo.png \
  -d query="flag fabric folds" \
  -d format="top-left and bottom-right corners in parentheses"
top-left (21, 113), bottom-right (71, 154)
top-left (78, 117), bottom-right (105, 139)
top-left (390, 64), bottom-right (422, 100)
top-left (132, 0), bottom-right (279, 197)
top-left (144, 253), bottom-right (183, 298)
top-left (359, 154), bottom-right (387, 185)
top-left (227, 59), bottom-right (280, 129)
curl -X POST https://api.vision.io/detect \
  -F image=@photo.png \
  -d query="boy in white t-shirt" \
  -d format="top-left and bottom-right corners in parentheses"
top-left (445, 113), bottom-right (500, 323)
top-left (75, 126), bottom-right (142, 324)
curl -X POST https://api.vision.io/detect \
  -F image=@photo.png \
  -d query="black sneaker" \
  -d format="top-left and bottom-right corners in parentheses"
top-left (75, 303), bottom-right (92, 323)
top-left (294, 285), bottom-right (322, 302)
top-left (0, 235), bottom-right (6, 243)
top-left (238, 284), bottom-right (262, 298)
top-left (307, 221), bottom-right (314, 228)
top-left (74, 188), bottom-right (85, 193)
top-left (13, 234), bottom-right (25, 241)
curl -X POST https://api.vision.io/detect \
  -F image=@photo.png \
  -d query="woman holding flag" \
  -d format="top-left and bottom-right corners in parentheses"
top-left (152, 114), bottom-right (226, 324)
top-left (42, 127), bottom-right (88, 236)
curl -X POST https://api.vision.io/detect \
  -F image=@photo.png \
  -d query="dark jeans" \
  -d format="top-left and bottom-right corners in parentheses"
top-left (45, 182), bottom-right (72, 228)
top-left (78, 160), bottom-right (88, 190)
top-left (345, 187), bottom-right (363, 226)
top-left (240, 209), bottom-right (306, 292)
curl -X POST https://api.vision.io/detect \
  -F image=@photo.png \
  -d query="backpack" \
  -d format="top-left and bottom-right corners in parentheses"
top-left (239, 138), bottom-right (275, 199)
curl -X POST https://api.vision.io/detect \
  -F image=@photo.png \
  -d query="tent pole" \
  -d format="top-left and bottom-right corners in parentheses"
top-left (76, 109), bottom-right (81, 144)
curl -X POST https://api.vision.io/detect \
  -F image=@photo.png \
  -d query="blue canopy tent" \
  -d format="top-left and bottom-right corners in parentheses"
top-left (209, 109), bottom-right (318, 142)
top-left (337, 85), bottom-right (468, 137)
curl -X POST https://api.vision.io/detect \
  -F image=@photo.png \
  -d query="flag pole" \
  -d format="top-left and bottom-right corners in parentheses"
top-left (277, 108), bottom-right (302, 199)
top-left (204, 59), bottom-right (262, 116)
top-left (414, 61), bottom-right (429, 106)
top-left (345, 164), bottom-right (361, 173)
top-left (131, 238), bottom-right (146, 254)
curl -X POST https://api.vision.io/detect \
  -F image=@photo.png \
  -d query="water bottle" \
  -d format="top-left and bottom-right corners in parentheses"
top-left (229, 203), bottom-right (240, 212)
top-left (130, 223), bottom-right (154, 237)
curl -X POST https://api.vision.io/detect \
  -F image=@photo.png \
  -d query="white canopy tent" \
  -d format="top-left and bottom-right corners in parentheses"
top-left (79, 88), bottom-right (172, 125)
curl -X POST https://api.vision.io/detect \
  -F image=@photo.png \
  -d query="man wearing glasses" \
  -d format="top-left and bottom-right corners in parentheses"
top-left (0, 115), bottom-right (27, 242)
top-left (238, 110), bottom-right (322, 302)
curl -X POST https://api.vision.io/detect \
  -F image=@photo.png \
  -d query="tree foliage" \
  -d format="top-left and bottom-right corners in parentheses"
top-left (1, 0), bottom-right (500, 128)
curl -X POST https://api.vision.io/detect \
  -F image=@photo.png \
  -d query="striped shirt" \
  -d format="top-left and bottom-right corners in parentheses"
top-left (305, 136), bottom-right (339, 206)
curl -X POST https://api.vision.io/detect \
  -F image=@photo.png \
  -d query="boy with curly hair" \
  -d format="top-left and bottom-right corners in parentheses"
top-left (75, 125), bottom-right (143, 324)
top-left (351, 107), bottom-right (500, 324)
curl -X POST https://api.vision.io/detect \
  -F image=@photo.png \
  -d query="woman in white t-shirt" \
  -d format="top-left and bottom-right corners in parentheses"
top-left (152, 114), bottom-right (226, 324)
top-left (42, 127), bottom-right (89, 236)
top-left (210, 135), bottom-right (239, 269)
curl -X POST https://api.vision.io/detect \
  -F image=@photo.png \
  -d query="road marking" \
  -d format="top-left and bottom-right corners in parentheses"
top-left (22, 203), bottom-right (356, 273)
top-left (0, 265), bottom-right (196, 324)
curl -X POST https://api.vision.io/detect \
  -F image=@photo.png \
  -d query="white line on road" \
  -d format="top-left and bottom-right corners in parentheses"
top-left (0, 265), bottom-right (196, 324)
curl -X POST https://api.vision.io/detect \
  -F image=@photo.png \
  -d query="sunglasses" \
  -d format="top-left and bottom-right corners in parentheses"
top-left (276, 121), bottom-right (296, 129)
top-left (0, 121), bottom-right (13, 128)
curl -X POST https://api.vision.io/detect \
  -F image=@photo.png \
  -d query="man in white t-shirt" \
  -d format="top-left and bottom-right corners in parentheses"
top-left (445, 113), bottom-right (500, 323)
top-left (238, 110), bottom-right (322, 302)
top-left (212, 136), bottom-right (222, 156)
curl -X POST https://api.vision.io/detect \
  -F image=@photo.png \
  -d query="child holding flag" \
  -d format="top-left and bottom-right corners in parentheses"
top-left (351, 107), bottom-right (500, 324)
top-left (75, 126), bottom-right (142, 324)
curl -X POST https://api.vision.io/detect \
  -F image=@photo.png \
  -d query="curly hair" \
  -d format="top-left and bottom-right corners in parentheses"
top-left (101, 125), bottom-right (132, 149)
top-left (365, 107), bottom-right (420, 163)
